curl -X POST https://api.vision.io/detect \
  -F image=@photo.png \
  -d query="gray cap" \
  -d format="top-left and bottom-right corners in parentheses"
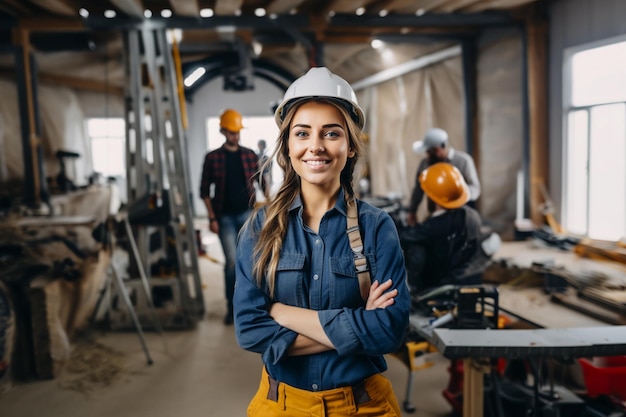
top-left (413, 128), bottom-right (448, 154)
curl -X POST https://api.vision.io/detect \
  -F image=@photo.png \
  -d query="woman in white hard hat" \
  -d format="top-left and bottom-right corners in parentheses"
top-left (233, 67), bottom-right (409, 416)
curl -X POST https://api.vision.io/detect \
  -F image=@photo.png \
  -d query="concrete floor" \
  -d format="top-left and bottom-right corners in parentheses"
top-left (0, 231), bottom-right (453, 417)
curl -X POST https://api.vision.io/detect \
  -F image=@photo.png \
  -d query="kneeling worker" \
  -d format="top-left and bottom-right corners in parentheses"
top-left (400, 162), bottom-right (497, 293)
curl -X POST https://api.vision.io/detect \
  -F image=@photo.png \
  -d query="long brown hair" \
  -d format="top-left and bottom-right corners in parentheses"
top-left (247, 98), bottom-right (364, 297)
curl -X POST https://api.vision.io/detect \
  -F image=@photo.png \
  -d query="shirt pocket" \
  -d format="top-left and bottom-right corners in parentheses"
top-left (329, 254), bottom-right (379, 308)
top-left (274, 253), bottom-right (307, 306)
top-left (329, 256), bottom-right (362, 308)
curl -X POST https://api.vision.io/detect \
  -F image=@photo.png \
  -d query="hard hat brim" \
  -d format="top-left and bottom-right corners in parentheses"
top-left (275, 97), bottom-right (365, 130)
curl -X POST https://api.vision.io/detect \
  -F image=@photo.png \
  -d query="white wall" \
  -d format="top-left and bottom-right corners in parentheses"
top-left (185, 76), bottom-right (284, 216)
top-left (549, 0), bottom-right (626, 221)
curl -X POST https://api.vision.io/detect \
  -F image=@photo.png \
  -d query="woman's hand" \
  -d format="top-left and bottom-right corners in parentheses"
top-left (366, 279), bottom-right (397, 310)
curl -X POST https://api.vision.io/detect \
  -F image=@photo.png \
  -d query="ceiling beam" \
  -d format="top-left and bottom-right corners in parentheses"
top-left (10, 11), bottom-right (515, 33)
top-left (463, 0), bottom-right (536, 12)
top-left (215, 0), bottom-right (244, 15)
top-left (1, 0), bottom-right (34, 16)
top-left (0, 68), bottom-right (124, 94)
top-left (108, 0), bottom-right (144, 18)
top-left (26, 0), bottom-right (76, 16)
top-left (265, 0), bottom-right (306, 14)
top-left (329, 10), bottom-right (515, 28)
top-left (351, 44), bottom-right (461, 90)
top-left (16, 17), bottom-right (85, 32)
top-left (366, 0), bottom-right (418, 14)
top-left (437, 0), bottom-right (485, 13)
top-left (325, 0), bottom-right (370, 13)
top-left (168, 0), bottom-right (200, 16)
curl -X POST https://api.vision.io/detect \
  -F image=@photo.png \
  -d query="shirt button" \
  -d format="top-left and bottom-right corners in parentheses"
top-left (313, 274), bottom-right (319, 280)
top-left (315, 239), bottom-right (321, 245)
top-left (312, 384), bottom-right (318, 390)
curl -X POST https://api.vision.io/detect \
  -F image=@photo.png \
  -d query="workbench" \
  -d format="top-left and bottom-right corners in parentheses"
top-left (408, 239), bottom-right (626, 417)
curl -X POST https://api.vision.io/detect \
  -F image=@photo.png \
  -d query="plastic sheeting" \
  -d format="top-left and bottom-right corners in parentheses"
top-left (0, 79), bottom-right (93, 187)
top-left (356, 54), bottom-right (465, 222)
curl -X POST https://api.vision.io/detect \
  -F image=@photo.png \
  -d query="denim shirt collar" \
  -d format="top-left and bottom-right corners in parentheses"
top-left (288, 188), bottom-right (349, 219)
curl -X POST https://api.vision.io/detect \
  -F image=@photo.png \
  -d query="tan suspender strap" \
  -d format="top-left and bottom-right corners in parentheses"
top-left (346, 199), bottom-right (371, 301)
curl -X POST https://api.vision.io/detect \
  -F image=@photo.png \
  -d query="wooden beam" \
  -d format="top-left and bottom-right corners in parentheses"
top-left (1, 0), bottom-right (34, 15)
top-left (26, 0), bottom-right (76, 16)
top-left (463, 0), bottom-right (536, 12)
top-left (17, 17), bottom-right (84, 32)
top-left (413, 0), bottom-right (451, 13)
top-left (326, 0), bottom-right (370, 13)
top-left (108, 0), bottom-right (144, 18)
top-left (168, 0), bottom-right (200, 16)
top-left (214, 0), bottom-right (243, 15)
top-left (437, 0), bottom-right (484, 13)
top-left (266, 0), bottom-right (306, 14)
top-left (367, 0), bottom-right (420, 14)
top-left (526, 14), bottom-right (549, 227)
top-left (0, 69), bottom-right (124, 95)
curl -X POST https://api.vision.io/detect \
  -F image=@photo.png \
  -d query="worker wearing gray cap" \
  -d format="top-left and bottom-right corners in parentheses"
top-left (407, 128), bottom-right (481, 226)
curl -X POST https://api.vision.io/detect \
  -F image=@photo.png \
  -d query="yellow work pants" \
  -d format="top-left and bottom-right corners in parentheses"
top-left (247, 367), bottom-right (402, 417)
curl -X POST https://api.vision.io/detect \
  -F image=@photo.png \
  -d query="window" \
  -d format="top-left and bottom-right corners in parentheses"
top-left (563, 37), bottom-right (626, 241)
top-left (87, 118), bottom-right (126, 178)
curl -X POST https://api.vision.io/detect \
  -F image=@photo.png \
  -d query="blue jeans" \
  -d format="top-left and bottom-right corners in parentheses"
top-left (218, 210), bottom-right (251, 313)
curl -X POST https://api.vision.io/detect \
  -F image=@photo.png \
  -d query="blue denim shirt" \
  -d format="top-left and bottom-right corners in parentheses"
top-left (234, 192), bottom-right (410, 391)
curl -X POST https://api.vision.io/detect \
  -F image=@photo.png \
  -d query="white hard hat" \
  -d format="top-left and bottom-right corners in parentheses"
top-left (413, 128), bottom-right (449, 154)
top-left (274, 67), bottom-right (365, 129)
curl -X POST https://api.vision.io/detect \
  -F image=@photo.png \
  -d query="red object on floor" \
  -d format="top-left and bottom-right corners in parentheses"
top-left (579, 356), bottom-right (626, 400)
top-left (442, 358), bottom-right (465, 414)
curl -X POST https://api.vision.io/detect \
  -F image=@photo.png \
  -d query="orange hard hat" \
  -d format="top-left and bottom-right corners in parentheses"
top-left (419, 162), bottom-right (469, 209)
top-left (219, 109), bottom-right (244, 132)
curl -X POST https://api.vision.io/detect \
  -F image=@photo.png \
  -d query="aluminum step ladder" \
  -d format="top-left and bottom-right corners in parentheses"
top-left (115, 27), bottom-right (205, 328)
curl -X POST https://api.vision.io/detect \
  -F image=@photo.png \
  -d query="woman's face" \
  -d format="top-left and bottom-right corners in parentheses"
top-left (288, 101), bottom-right (354, 191)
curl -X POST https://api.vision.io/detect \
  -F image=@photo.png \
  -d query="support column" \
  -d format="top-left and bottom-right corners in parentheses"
top-left (13, 28), bottom-right (49, 208)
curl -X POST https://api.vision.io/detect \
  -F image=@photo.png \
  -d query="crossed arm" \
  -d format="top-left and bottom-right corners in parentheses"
top-left (269, 279), bottom-right (397, 356)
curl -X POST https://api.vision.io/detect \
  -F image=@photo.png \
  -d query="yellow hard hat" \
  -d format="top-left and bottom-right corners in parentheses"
top-left (419, 162), bottom-right (469, 209)
top-left (220, 109), bottom-right (244, 132)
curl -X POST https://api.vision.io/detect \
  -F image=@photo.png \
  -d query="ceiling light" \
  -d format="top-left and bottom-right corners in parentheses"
top-left (104, 10), bottom-right (116, 18)
top-left (371, 39), bottom-right (384, 49)
top-left (184, 67), bottom-right (206, 87)
top-left (235, 9), bottom-right (242, 16)
top-left (161, 9), bottom-right (172, 18)
top-left (252, 40), bottom-right (263, 57)
top-left (144, 9), bottom-right (152, 18)
top-left (200, 8), bottom-right (214, 18)
top-left (269, 13), bottom-right (278, 19)
top-left (356, 7), bottom-right (365, 15)
top-left (78, 8), bottom-right (89, 18)
top-left (328, 10), bottom-right (336, 17)
top-left (401, 27), bottom-right (410, 34)
top-left (166, 29), bottom-right (183, 44)
top-left (379, 9), bottom-right (388, 17)
top-left (416, 9), bottom-right (425, 16)
top-left (255, 8), bottom-right (266, 17)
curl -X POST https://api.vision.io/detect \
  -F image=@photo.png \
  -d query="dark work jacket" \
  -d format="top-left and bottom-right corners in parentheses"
top-left (399, 205), bottom-right (483, 292)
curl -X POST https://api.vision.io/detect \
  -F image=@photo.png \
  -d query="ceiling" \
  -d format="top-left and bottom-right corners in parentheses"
top-left (0, 0), bottom-right (544, 94)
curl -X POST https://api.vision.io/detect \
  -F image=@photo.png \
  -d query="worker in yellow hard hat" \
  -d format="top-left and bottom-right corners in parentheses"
top-left (400, 162), bottom-right (500, 293)
top-left (199, 108), bottom-right (262, 325)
